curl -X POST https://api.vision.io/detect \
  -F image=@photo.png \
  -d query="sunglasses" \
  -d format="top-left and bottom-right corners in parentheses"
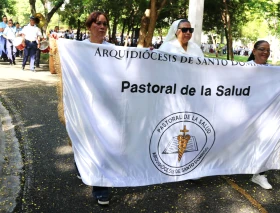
top-left (178, 27), bottom-right (194, 33)
top-left (95, 21), bottom-right (108, 27)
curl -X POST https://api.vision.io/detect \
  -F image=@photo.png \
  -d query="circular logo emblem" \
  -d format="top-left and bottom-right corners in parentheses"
top-left (149, 112), bottom-right (215, 176)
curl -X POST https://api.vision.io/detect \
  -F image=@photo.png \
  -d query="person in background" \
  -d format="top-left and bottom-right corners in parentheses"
top-left (35, 42), bottom-right (41, 68)
top-left (54, 26), bottom-right (59, 33)
top-left (159, 19), bottom-right (204, 57)
top-left (247, 40), bottom-right (272, 189)
top-left (21, 16), bottom-right (42, 72)
top-left (3, 19), bottom-right (16, 65)
top-left (0, 15), bottom-right (8, 61)
top-left (15, 22), bottom-right (23, 58)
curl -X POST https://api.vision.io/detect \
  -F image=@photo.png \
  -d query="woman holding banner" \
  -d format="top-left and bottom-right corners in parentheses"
top-left (247, 40), bottom-right (272, 189)
top-left (74, 11), bottom-right (113, 206)
top-left (159, 19), bottom-right (204, 57)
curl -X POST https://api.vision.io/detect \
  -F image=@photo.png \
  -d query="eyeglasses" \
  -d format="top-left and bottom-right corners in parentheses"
top-left (257, 48), bottom-right (270, 53)
top-left (95, 21), bottom-right (108, 27)
top-left (178, 27), bottom-right (194, 33)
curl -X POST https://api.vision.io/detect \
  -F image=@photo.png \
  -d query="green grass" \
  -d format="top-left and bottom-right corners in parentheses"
top-left (40, 53), bottom-right (49, 64)
top-left (204, 53), bottom-right (249, 62)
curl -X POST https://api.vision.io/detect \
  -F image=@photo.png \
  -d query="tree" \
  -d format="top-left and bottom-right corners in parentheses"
top-left (203, 0), bottom-right (251, 60)
top-left (0, 0), bottom-right (16, 17)
top-left (241, 19), bottom-right (268, 44)
top-left (137, 0), bottom-right (167, 47)
top-left (25, 0), bottom-right (65, 33)
top-left (246, 0), bottom-right (280, 63)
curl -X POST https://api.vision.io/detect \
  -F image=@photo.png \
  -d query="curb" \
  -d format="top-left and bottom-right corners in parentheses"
top-left (0, 96), bottom-right (23, 213)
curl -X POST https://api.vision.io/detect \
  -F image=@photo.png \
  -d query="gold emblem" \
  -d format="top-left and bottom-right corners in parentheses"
top-left (177, 125), bottom-right (191, 162)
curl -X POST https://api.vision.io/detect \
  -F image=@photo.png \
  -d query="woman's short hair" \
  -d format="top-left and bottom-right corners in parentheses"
top-left (85, 11), bottom-right (109, 29)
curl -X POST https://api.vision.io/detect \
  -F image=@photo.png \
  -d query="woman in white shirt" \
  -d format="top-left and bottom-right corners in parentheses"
top-left (77, 11), bottom-right (112, 206)
top-left (247, 40), bottom-right (270, 66)
top-left (159, 19), bottom-right (204, 57)
top-left (247, 40), bottom-right (272, 190)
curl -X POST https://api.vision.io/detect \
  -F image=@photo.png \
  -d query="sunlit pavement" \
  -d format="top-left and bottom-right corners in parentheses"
top-left (0, 57), bottom-right (280, 213)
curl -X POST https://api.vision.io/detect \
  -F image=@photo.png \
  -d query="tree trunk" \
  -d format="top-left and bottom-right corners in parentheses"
top-left (121, 19), bottom-right (126, 45)
top-left (111, 17), bottom-right (118, 44)
top-left (41, 0), bottom-right (65, 34)
top-left (137, 0), bottom-right (167, 47)
top-left (76, 19), bottom-right (80, 40)
top-left (144, 0), bottom-right (157, 47)
top-left (137, 9), bottom-right (150, 47)
top-left (29, 0), bottom-right (36, 14)
top-left (223, 0), bottom-right (233, 61)
top-left (224, 27), bottom-right (229, 60)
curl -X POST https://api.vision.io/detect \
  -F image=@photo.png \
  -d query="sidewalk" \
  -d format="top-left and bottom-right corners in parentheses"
top-left (0, 57), bottom-right (280, 213)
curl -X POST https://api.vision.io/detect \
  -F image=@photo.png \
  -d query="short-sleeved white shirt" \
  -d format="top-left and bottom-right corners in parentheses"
top-left (3, 26), bottom-right (16, 40)
top-left (21, 24), bottom-right (42, 42)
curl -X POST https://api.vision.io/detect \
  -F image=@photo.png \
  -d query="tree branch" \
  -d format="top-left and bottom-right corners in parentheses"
top-left (46, 0), bottom-right (65, 22)
top-left (29, 0), bottom-right (36, 14)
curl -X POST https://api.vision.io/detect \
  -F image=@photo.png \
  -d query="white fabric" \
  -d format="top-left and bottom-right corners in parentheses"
top-left (58, 39), bottom-right (280, 187)
top-left (159, 19), bottom-right (204, 57)
top-left (160, 39), bottom-right (204, 57)
top-left (3, 26), bottom-right (16, 40)
top-left (21, 24), bottom-right (41, 42)
top-left (163, 19), bottom-right (181, 43)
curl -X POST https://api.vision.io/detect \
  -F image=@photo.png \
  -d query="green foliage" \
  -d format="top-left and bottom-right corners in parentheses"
top-left (5, 0), bottom-right (29, 25)
top-left (245, 0), bottom-right (280, 36)
top-left (241, 19), bottom-right (269, 43)
top-left (203, 0), bottom-right (251, 40)
top-left (0, 0), bottom-right (16, 17)
top-left (5, 0), bottom-right (280, 46)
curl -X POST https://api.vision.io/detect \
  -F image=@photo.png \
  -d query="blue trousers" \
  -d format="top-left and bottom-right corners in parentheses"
top-left (22, 40), bottom-right (37, 70)
top-left (74, 162), bottom-right (109, 199)
top-left (0, 36), bottom-right (7, 59)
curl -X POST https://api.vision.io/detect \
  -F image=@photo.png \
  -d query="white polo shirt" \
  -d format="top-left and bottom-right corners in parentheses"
top-left (21, 24), bottom-right (42, 42)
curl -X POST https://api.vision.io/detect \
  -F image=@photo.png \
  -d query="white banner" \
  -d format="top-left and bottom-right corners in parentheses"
top-left (58, 39), bottom-right (280, 187)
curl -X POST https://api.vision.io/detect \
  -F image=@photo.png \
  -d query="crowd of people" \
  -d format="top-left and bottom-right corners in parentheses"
top-left (0, 15), bottom-right (44, 70)
top-left (0, 14), bottom-right (90, 71)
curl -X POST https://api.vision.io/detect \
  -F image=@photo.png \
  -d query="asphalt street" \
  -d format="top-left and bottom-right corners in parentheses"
top-left (0, 57), bottom-right (280, 213)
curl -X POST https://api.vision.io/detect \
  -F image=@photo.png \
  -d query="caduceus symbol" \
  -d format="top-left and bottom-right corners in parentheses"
top-left (177, 125), bottom-right (191, 162)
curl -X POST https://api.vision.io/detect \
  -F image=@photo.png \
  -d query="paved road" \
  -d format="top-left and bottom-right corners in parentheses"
top-left (0, 57), bottom-right (280, 213)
